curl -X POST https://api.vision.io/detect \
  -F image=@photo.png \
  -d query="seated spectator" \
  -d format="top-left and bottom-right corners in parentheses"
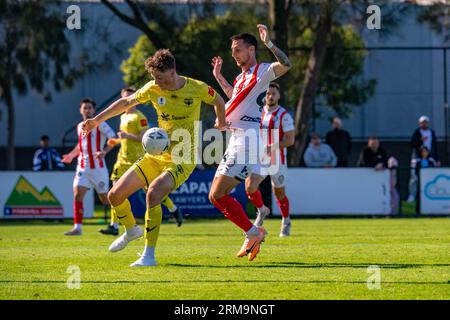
top-left (325, 117), bottom-right (352, 167)
top-left (32, 135), bottom-right (65, 171)
top-left (303, 132), bottom-right (337, 168)
top-left (413, 146), bottom-right (437, 213)
top-left (356, 136), bottom-right (388, 170)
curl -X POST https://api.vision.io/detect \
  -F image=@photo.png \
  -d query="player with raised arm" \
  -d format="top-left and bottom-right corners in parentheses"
top-left (82, 49), bottom-right (227, 267)
top-left (98, 88), bottom-right (183, 236)
top-left (209, 24), bottom-right (291, 260)
top-left (62, 98), bottom-right (116, 236)
top-left (246, 82), bottom-right (295, 237)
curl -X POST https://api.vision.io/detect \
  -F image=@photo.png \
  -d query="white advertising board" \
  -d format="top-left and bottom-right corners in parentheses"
top-left (272, 168), bottom-right (391, 215)
top-left (0, 171), bottom-right (94, 219)
top-left (420, 168), bottom-right (450, 214)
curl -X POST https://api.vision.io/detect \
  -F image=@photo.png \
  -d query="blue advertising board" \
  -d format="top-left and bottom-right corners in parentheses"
top-left (129, 169), bottom-right (249, 218)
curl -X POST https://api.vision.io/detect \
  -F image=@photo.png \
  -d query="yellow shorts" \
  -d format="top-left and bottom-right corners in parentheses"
top-left (131, 154), bottom-right (195, 191)
top-left (110, 161), bottom-right (133, 181)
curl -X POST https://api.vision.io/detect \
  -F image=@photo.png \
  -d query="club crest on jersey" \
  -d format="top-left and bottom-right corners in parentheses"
top-left (184, 98), bottom-right (194, 106)
top-left (157, 96), bottom-right (166, 106)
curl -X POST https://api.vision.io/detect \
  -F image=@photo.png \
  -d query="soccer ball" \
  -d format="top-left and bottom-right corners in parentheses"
top-left (142, 127), bottom-right (170, 155)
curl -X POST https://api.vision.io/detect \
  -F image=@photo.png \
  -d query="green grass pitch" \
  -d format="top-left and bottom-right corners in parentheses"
top-left (0, 217), bottom-right (449, 299)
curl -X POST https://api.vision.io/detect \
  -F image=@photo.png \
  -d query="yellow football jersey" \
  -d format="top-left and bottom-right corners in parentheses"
top-left (116, 109), bottom-right (149, 166)
top-left (135, 76), bottom-right (217, 164)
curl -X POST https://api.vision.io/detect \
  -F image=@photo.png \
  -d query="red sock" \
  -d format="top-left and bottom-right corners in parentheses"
top-left (74, 201), bottom-right (84, 224)
top-left (276, 196), bottom-right (290, 218)
top-left (246, 190), bottom-right (264, 209)
top-left (212, 195), bottom-right (253, 232)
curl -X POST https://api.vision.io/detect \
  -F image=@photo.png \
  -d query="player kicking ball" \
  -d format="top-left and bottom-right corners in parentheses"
top-left (209, 24), bottom-right (291, 260)
top-left (82, 49), bottom-right (227, 267)
top-left (62, 98), bottom-right (116, 236)
top-left (246, 82), bottom-right (295, 237)
top-left (99, 87), bottom-right (182, 236)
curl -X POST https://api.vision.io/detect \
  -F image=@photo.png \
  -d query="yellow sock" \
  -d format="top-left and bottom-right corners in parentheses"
top-left (112, 199), bottom-right (135, 230)
top-left (144, 204), bottom-right (162, 247)
top-left (162, 197), bottom-right (176, 212)
top-left (110, 206), bottom-right (118, 224)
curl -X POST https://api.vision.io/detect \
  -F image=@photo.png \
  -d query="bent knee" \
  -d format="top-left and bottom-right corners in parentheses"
top-left (108, 189), bottom-right (123, 207)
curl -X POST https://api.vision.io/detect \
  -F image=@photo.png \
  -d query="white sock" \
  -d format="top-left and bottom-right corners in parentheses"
top-left (282, 216), bottom-right (291, 225)
top-left (74, 223), bottom-right (82, 230)
top-left (111, 222), bottom-right (119, 229)
top-left (246, 225), bottom-right (259, 237)
top-left (142, 245), bottom-right (155, 258)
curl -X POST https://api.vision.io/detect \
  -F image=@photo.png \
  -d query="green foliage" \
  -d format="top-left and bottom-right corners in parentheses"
top-left (121, 8), bottom-right (375, 122)
top-left (286, 23), bottom-right (376, 119)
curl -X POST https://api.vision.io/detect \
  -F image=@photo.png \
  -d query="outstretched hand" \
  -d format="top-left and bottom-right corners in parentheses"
top-left (211, 56), bottom-right (223, 78)
top-left (257, 24), bottom-right (270, 44)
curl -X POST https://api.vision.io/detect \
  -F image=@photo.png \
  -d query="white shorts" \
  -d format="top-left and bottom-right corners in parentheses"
top-left (253, 162), bottom-right (288, 188)
top-left (73, 167), bottom-right (110, 194)
top-left (215, 129), bottom-right (262, 182)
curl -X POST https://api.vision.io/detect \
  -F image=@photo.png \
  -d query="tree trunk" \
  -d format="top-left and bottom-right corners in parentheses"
top-left (269, 0), bottom-right (289, 104)
top-left (290, 4), bottom-right (332, 166)
top-left (1, 80), bottom-right (15, 170)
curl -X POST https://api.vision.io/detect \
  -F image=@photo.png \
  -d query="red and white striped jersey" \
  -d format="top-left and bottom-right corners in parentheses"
top-left (226, 62), bottom-right (277, 131)
top-left (260, 105), bottom-right (294, 165)
top-left (76, 121), bottom-right (115, 170)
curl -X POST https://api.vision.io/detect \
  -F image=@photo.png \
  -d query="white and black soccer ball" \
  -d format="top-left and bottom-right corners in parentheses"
top-left (142, 127), bottom-right (170, 155)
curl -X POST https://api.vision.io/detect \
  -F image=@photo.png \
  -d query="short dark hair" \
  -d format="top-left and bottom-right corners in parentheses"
top-left (40, 135), bottom-right (49, 141)
top-left (419, 145), bottom-right (429, 153)
top-left (269, 82), bottom-right (280, 92)
top-left (80, 98), bottom-right (96, 108)
top-left (145, 49), bottom-right (176, 73)
top-left (368, 136), bottom-right (378, 141)
top-left (121, 87), bottom-right (136, 95)
top-left (230, 33), bottom-right (258, 50)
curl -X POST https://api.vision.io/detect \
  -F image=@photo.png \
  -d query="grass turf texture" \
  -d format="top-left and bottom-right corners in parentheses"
top-left (0, 218), bottom-right (449, 299)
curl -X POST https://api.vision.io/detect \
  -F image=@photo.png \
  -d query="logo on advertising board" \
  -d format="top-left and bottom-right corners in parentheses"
top-left (424, 174), bottom-right (450, 200)
top-left (4, 176), bottom-right (63, 217)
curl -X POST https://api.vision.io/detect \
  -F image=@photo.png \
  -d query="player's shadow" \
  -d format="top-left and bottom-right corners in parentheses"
top-left (166, 262), bottom-right (450, 269)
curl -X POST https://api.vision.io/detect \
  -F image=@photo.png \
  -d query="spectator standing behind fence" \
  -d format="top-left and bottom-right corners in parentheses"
top-left (388, 157), bottom-right (400, 215)
top-left (356, 136), bottom-right (388, 170)
top-left (407, 115), bottom-right (440, 202)
top-left (413, 146), bottom-right (437, 213)
top-left (32, 135), bottom-right (65, 171)
top-left (325, 117), bottom-right (352, 167)
top-left (303, 133), bottom-right (337, 168)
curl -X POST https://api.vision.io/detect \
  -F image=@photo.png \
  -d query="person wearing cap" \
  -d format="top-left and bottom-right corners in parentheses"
top-left (32, 135), bottom-right (65, 171)
top-left (407, 115), bottom-right (440, 202)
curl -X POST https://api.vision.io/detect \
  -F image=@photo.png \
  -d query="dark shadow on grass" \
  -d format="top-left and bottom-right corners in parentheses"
top-left (0, 280), bottom-right (448, 285)
top-left (165, 262), bottom-right (450, 269)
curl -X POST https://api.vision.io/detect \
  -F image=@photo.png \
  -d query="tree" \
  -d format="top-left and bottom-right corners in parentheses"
top-left (0, 1), bottom-right (80, 169)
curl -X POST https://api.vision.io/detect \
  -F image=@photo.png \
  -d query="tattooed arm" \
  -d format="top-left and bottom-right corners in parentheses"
top-left (257, 24), bottom-right (292, 78)
top-left (211, 56), bottom-right (233, 99)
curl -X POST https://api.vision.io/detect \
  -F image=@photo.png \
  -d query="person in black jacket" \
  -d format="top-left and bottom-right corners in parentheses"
top-left (356, 136), bottom-right (388, 170)
top-left (32, 135), bottom-right (65, 171)
top-left (413, 146), bottom-right (437, 213)
top-left (325, 117), bottom-right (352, 167)
top-left (407, 115), bottom-right (441, 202)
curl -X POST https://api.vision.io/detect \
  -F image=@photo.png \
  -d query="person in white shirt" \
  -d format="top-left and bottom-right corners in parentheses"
top-left (209, 24), bottom-right (291, 261)
top-left (61, 98), bottom-right (116, 235)
top-left (245, 82), bottom-right (295, 237)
